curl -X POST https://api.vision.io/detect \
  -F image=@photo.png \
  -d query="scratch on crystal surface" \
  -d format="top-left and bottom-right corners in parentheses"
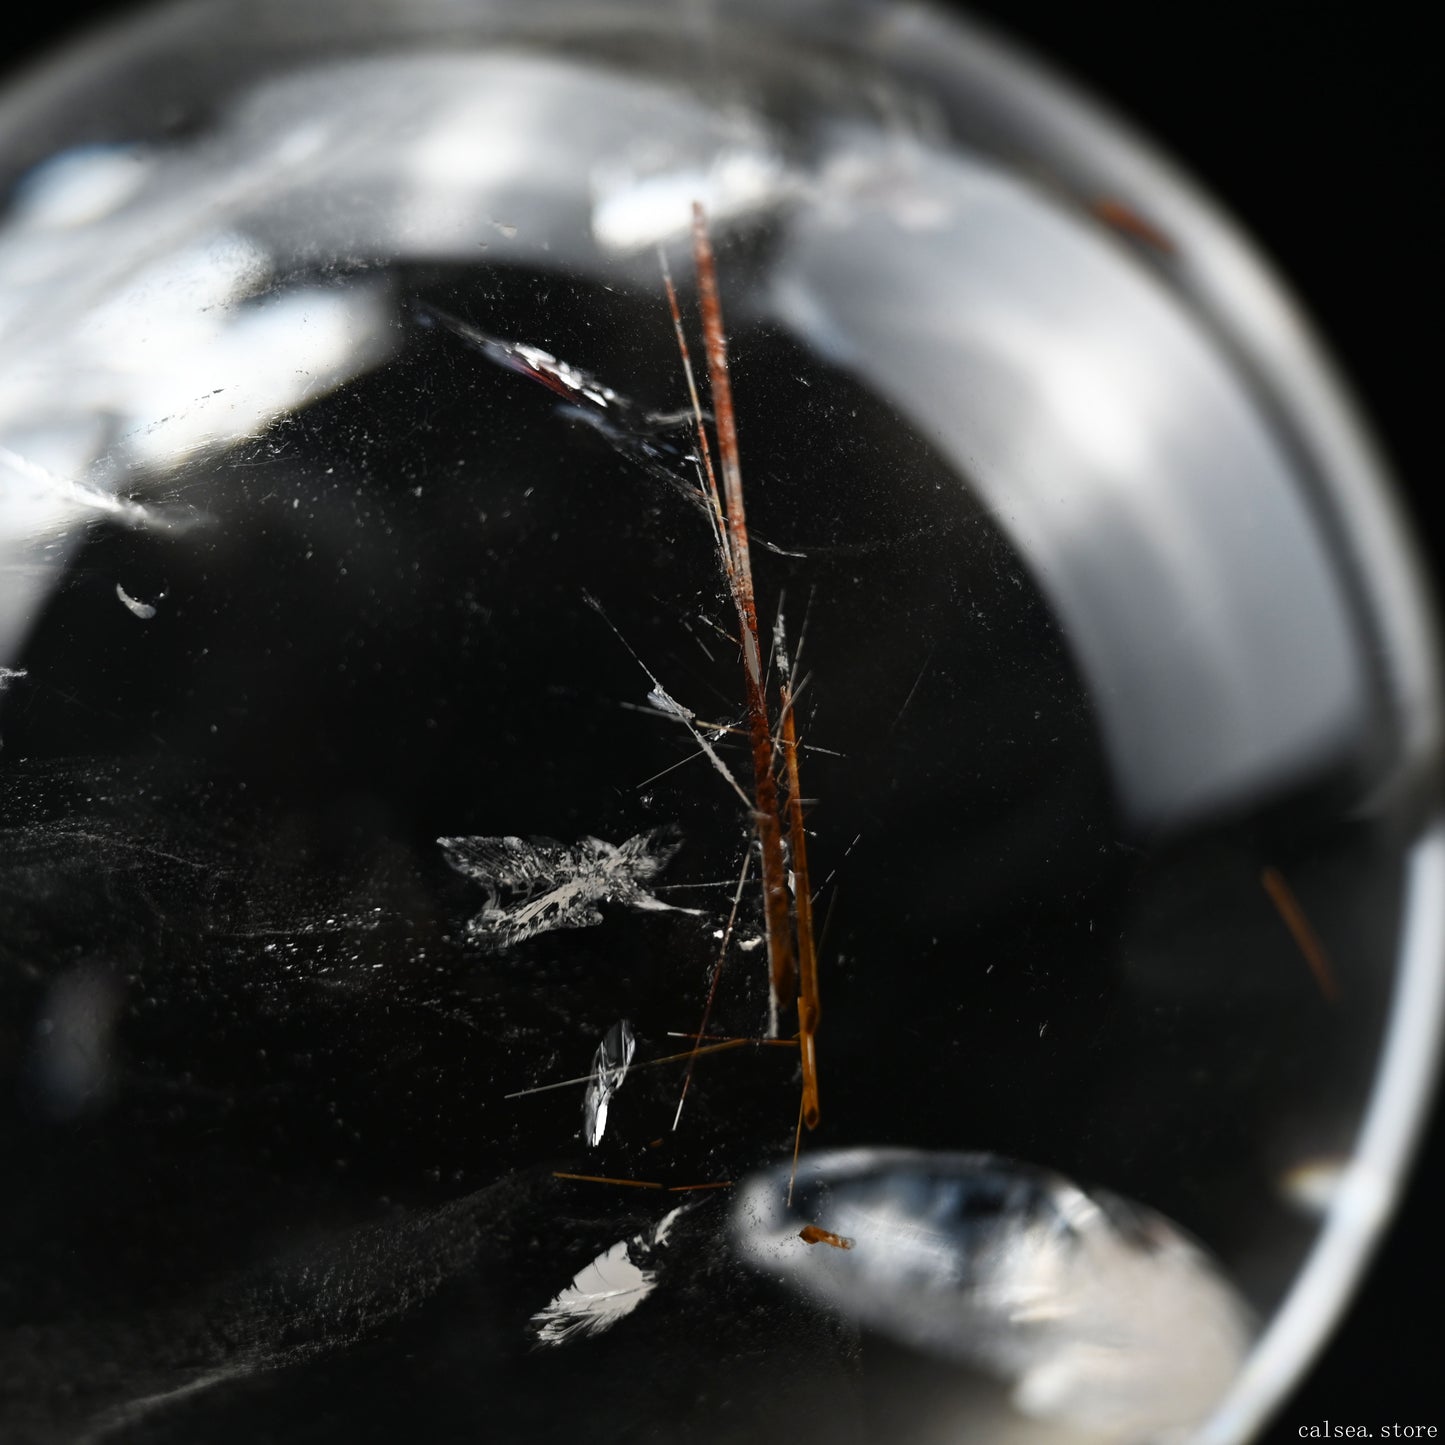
top-left (582, 1019), bottom-right (636, 1147)
top-left (437, 827), bottom-right (695, 952)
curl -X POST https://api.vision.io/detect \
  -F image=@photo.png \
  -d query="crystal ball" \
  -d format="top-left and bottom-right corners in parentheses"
top-left (0, 3), bottom-right (1439, 1442)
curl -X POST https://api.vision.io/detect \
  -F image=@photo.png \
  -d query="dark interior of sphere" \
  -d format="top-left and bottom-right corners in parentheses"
top-left (0, 260), bottom-right (1399, 1438)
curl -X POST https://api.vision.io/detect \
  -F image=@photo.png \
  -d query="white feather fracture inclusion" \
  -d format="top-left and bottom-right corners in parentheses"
top-left (582, 1019), bottom-right (636, 1148)
top-left (530, 1205), bottom-right (687, 1347)
top-left (437, 826), bottom-right (695, 952)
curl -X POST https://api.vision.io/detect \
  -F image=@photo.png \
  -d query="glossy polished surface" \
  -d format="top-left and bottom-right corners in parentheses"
top-left (0, 3), bottom-right (1439, 1442)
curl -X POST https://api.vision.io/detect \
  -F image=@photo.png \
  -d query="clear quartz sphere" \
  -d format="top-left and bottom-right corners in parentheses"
top-left (0, 3), bottom-right (1440, 1442)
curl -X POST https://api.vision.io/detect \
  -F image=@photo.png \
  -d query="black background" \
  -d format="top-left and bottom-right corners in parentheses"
top-left (2, 1), bottom-right (1440, 1437)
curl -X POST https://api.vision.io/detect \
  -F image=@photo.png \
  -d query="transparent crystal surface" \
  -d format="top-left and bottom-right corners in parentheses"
top-left (0, 3), bottom-right (1439, 1443)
